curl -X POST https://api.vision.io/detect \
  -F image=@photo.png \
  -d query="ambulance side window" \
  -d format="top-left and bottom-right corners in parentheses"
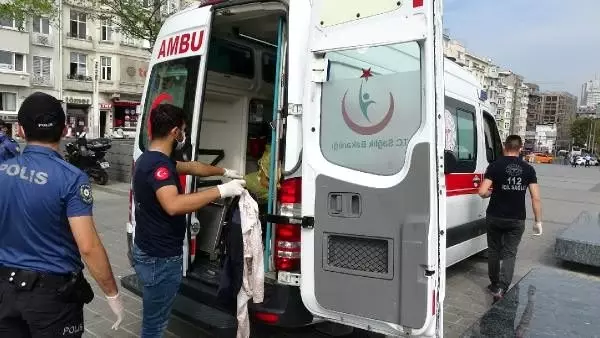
top-left (444, 96), bottom-right (477, 173)
top-left (483, 111), bottom-right (503, 163)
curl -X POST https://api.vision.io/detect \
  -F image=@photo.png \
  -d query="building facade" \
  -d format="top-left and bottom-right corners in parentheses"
top-left (0, 1), bottom-right (184, 139)
top-left (524, 83), bottom-right (542, 150)
top-left (534, 124), bottom-right (557, 153)
top-left (581, 79), bottom-right (600, 107)
top-left (539, 92), bottom-right (578, 149)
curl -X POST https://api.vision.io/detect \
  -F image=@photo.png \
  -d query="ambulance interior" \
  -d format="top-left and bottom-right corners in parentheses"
top-left (186, 5), bottom-right (287, 284)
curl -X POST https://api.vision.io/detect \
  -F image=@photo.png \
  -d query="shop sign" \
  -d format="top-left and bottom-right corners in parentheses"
top-left (100, 103), bottom-right (113, 110)
top-left (64, 96), bottom-right (91, 105)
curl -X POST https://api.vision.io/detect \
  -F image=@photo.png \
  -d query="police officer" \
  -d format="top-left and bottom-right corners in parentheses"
top-left (0, 92), bottom-right (124, 336)
top-left (0, 120), bottom-right (19, 162)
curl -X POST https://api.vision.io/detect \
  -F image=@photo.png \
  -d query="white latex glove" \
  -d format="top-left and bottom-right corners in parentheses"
top-left (533, 222), bottom-right (543, 236)
top-left (223, 168), bottom-right (243, 179)
top-left (106, 292), bottom-right (125, 330)
top-left (217, 179), bottom-right (246, 198)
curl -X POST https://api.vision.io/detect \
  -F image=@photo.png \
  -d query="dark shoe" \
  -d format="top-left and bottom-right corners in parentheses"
top-left (488, 284), bottom-right (504, 300)
top-left (487, 283), bottom-right (500, 294)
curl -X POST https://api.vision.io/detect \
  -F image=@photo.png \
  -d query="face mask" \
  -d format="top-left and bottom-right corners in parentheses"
top-left (175, 129), bottom-right (186, 150)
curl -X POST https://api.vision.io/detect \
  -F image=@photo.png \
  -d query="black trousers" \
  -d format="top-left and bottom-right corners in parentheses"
top-left (0, 280), bottom-right (84, 337)
top-left (486, 216), bottom-right (525, 291)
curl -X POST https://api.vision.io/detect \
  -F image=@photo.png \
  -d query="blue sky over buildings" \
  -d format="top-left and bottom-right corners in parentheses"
top-left (444, 0), bottom-right (600, 99)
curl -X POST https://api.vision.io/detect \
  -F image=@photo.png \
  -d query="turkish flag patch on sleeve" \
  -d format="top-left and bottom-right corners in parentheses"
top-left (154, 166), bottom-right (170, 181)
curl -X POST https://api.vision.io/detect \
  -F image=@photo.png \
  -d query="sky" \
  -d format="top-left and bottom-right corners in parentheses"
top-left (444, 0), bottom-right (600, 101)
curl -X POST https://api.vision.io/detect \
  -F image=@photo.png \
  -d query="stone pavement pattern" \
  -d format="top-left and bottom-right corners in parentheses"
top-left (85, 164), bottom-right (600, 337)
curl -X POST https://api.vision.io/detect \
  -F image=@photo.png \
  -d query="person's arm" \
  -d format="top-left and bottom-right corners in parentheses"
top-left (65, 178), bottom-right (118, 296)
top-left (69, 216), bottom-right (118, 296)
top-left (176, 160), bottom-right (225, 177)
top-left (529, 183), bottom-right (542, 223)
top-left (176, 161), bottom-right (243, 179)
top-left (478, 178), bottom-right (493, 199)
top-left (151, 163), bottom-right (245, 216)
top-left (478, 163), bottom-right (495, 199)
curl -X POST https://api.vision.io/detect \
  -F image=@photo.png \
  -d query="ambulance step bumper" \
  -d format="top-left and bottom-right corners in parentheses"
top-left (121, 274), bottom-right (238, 337)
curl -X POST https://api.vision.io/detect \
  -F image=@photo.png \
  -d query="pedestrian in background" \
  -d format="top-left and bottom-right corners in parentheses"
top-left (0, 120), bottom-right (19, 162)
top-left (0, 92), bottom-right (124, 336)
top-left (132, 103), bottom-right (245, 337)
top-left (478, 135), bottom-right (543, 301)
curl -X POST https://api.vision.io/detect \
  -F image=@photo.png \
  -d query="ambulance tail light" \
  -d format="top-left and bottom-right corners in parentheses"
top-left (198, 0), bottom-right (224, 7)
top-left (275, 178), bottom-right (302, 272)
top-left (413, 0), bottom-right (423, 7)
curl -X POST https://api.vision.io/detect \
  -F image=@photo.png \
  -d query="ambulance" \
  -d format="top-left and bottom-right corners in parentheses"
top-left (123, 0), bottom-right (503, 336)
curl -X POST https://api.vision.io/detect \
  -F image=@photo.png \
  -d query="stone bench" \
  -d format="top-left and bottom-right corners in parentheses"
top-left (462, 267), bottom-right (600, 337)
top-left (555, 211), bottom-right (600, 267)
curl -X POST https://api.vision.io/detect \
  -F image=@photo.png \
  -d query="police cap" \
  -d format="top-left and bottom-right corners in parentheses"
top-left (18, 92), bottom-right (65, 132)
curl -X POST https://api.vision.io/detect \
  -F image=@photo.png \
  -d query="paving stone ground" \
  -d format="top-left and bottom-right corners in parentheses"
top-left (85, 164), bottom-right (600, 337)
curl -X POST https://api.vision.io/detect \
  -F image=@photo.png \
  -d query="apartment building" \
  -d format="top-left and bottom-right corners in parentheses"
top-left (442, 36), bottom-right (501, 119)
top-left (539, 92), bottom-right (578, 148)
top-left (524, 83), bottom-right (542, 150)
top-left (581, 79), bottom-right (600, 107)
top-left (0, 1), bottom-right (184, 138)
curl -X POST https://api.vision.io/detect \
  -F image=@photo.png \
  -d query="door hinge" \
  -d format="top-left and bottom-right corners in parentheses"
top-left (287, 103), bottom-right (303, 117)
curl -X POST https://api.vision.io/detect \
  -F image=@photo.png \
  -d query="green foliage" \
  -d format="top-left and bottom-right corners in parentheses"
top-left (0, 0), bottom-right (57, 29)
top-left (76, 0), bottom-right (175, 48)
top-left (570, 117), bottom-right (600, 149)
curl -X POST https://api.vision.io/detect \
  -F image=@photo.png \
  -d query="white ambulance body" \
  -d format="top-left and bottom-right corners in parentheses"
top-left (123, 0), bottom-right (503, 336)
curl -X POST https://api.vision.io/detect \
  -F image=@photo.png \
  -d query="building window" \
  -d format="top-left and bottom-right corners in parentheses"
top-left (0, 92), bottom-right (17, 111)
top-left (0, 16), bottom-right (16, 29)
top-left (101, 19), bottom-right (112, 41)
top-left (69, 11), bottom-right (87, 39)
top-left (69, 52), bottom-right (87, 77)
top-left (32, 56), bottom-right (51, 79)
top-left (33, 16), bottom-right (50, 34)
top-left (0, 51), bottom-right (24, 71)
top-left (121, 34), bottom-right (136, 46)
top-left (100, 56), bottom-right (111, 81)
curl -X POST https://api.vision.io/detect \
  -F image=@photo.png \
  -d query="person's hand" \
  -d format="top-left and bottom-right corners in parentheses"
top-left (218, 179), bottom-right (246, 198)
top-left (106, 292), bottom-right (125, 330)
top-left (533, 222), bottom-right (543, 236)
top-left (223, 168), bottom-right (243, 179)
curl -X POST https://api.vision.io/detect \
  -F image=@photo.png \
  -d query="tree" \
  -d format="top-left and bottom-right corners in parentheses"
top-left (0, 0), bottom-right (57, 29)
top-left (75, 0), bottom-right (178, 48)
top-left (570, 117), bottom-right (600, 151)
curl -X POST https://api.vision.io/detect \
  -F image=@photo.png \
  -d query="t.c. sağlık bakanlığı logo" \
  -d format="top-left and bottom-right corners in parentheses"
top-left (341, 68), bottom-right (395, 136)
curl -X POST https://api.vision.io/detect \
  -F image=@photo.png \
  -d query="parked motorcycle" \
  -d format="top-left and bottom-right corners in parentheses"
top-left (65, 136), bottom-right (112, 185)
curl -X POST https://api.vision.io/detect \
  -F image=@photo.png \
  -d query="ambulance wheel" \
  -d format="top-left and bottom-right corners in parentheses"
top-left (95, 171), bottom-right (109, 185)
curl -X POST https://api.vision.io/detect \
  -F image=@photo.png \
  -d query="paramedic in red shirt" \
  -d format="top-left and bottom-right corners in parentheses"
top-left (132, 103), bottom-right (246, 337)
top-left (478, 135), bottom-right (542, 301)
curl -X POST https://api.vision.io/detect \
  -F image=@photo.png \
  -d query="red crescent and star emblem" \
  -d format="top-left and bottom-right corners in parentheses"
top-left (341, 68), bottom-right (395, 136)
top-left (154, 167), bottom-right (170, 181)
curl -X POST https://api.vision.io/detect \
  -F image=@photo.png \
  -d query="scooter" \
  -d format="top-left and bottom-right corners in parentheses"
top-left (65, 135), bottom-right (112, 185)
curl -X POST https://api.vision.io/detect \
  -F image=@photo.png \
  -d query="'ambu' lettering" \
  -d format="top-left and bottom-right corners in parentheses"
top-left (158, 30), bottom-right (204, 59)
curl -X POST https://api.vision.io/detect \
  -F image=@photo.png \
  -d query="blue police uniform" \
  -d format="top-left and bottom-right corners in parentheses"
top-left (0, 145), bottom-right (93, 274)
top-left (0, 132), bottom-right (19, 162)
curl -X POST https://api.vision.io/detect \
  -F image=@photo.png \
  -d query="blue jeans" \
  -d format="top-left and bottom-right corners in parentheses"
top-left (132, 244), bottom-right (183, 338)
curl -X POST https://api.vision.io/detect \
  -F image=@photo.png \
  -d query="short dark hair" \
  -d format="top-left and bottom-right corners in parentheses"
top-left (150, 103), bottom-right (186, 139)
top-left (18, 92), bottom-right (65, 143)
top-left (0, 120), bottom-right (7, 130)
top-left (504, 135), bottom-right (523, 152)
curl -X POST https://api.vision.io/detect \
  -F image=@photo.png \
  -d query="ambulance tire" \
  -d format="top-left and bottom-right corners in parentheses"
top-left (346, 329), bottom-right (384, 338)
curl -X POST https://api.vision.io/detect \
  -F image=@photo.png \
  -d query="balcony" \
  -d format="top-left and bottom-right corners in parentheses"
top-left (31, 33), bottom-right (53, 48)
top-left (0, 29), bottom-right (29, 54)
top-left (64, 32), bottom-right (94, 50)
top-left (0, 71), bottom-right (30, 87)
top-left (31, 74), bottom-right (53, 87)
top-left (64, 74), bottom-right (92, 92)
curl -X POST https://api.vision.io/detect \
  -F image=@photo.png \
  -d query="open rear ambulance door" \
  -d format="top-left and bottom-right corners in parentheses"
top-left (300, 0), bottom-right (446, 336)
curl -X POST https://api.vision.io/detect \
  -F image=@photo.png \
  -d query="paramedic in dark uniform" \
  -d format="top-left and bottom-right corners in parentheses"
top-left (0, 92), bottom-right (124, 336)
top-left (132, 103), bottom-right (245, 337)
top-left (478, 135), bottom-right (543, 301)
